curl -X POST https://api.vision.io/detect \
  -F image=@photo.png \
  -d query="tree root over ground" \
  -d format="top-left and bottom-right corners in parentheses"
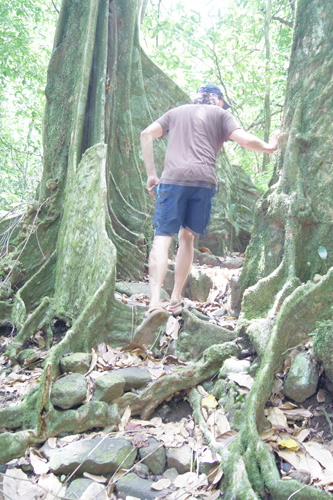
top-left (189, 268), bottom-right (333, 500)
top-left (0, 341), bottom-right (240, 464)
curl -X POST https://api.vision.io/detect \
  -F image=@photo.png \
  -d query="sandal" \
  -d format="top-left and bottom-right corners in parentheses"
top-left (169, 299), bottom-right (184, 316)
top-left (133, 305), bottom-right (169, 345)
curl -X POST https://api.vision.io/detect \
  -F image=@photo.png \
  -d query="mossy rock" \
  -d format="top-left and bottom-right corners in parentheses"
top-left (312, 320), bottom-right (333, 382)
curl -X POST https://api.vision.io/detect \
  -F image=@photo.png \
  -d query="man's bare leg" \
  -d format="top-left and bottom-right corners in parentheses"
top-left (149, 235), bottom-right (173, 309)
top-left (171, 227), bottom-right (195, 300)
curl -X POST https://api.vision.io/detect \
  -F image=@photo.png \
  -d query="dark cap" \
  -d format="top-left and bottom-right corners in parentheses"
top-left (197, 84), bottom-right (231, 110)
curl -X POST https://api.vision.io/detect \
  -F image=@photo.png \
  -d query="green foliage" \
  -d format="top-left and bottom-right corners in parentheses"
top-left (0, 0), bottom-right (58, 210)
top-left (141, 0), bottom-right (293, 189)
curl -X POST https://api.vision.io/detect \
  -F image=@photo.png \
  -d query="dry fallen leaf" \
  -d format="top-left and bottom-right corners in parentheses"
top-left (151, 478), bottom-right (172, 490)
top-left (47, 437), bottom-right (57, 449)
top-left (207, 409), bottom-right (231, 437)
top-left (227, 372), bottom-right (254, 390)
top-left (119, 406), bottom-right (131, 432)
top-left (207, 463), bottom-right (223, 485)
top-left (293, 428), bottom-right (310, 443)
top-left (130, 432), bottom-right (149, 448)
top-left (317, 389), bottom-right (326, 403)
top-left (83, 472), bottom-right (107, 483)
top-left (29, 449), bottom-right (50, 475)
top-left (165, 316), bottom-right (180, 340)
top-left (38, 472), bottom-right (67, 499)
top-left (201, 395), bottom-right (218, 410)
top-left (80, 482), bottom-right (108, 499)
top-left (200, 490), bottom-right (221, 500)
top-left (215, 429), bottom-right (238, 448)
top-left (297, 449), bottom-right (323, 480)
top-left (3, 468), bottom-right (41, 500)
top-left (282, 408), bottom-right (312, 419)
top-left (266, 407), bottom-right (289, 430)
top-left (303, 441), bottom-right (333, 470)
top-left (278, 439), bottom-right (298, 451)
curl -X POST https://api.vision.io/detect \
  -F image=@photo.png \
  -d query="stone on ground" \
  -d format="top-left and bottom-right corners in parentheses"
top-left (65, 478), bottom-right (94, 499)
top-left (60, 353), bottom-right (92, 374)
top-left (220, 256), bottom-right (244, 269)
top-left (115, 472), bottom-right (162, 499)
top-left (94, 373), bottom-right (126, 402)
top-left (312, 320), bottom-right (333, 382)
top-left (226, 274), bottom-right (241, 316)
top-left (48, 437), bottom-right (136, 475)
top-left (138, 437), bottom-right (166, 475)
top-left (283, 352), bottom-right (319, 403)
top-left (115, 281), bottom-right (169, 300)
top-left (115, 367), bottom-right (152, 390)
top-left (219, 357), bottom-right (251, 378)
top-left (50, 373), bottom-right (87, 409)
top-left (197, 253), bottom-right (221, 267)
top-left (185, 268), bottom-right (213, 302)
top-left (162, 467), bottom-right (179, 481)
top-left (166, 445), bottom-right (193, 474)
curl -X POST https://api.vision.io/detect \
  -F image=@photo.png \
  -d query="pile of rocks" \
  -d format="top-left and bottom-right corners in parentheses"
top-left (46, 353), bottom-right (221, 499)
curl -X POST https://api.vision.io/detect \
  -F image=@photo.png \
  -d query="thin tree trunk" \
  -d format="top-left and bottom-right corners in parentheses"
top-left (262, 0), bottom-right (272, 171)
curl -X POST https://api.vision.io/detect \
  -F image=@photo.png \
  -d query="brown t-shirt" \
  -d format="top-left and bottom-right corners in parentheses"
top-left (156, 104), bottom-right (240, 189)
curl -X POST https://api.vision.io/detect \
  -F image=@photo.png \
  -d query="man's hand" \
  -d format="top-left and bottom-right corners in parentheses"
top-left (147, 174), bottom-right (159, 197)
top-left (229, 129), bottom-right (280, 154)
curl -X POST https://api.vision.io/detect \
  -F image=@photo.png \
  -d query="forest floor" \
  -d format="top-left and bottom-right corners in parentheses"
top-left (0, 253), bottom-right (332, 499)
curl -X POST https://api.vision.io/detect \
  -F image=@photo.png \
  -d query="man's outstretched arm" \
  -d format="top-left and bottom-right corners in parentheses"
top-left (229, 129), bottom-right (279, 154)
top-left (141, 122), bottom-right (164, 195)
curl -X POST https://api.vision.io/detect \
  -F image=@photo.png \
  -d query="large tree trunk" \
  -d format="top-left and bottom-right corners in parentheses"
top-left (219, 0), bottom-right (333, 497)
top-left (0, 0), bottom-right (255, 461)
top-left (0, 0), bottom-right (332, 498)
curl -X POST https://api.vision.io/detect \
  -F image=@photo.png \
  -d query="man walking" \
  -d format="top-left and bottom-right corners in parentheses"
top-left (133, 84), bottom-right (278, 344)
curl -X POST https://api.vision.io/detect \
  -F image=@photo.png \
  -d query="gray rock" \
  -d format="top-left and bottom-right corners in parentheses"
top-left (115, 367), bottom-right (152, 391)
top-left (185, 269), bottom-right (213, 302)
top-left (133, 462), bottom-right (150, 477)
top-left (219, 357), bottom-right (251, 378)
top-left (138, 437), bottom-right (166, 475)
top-left (226, 275), bottom-right (241, 316)
top-left (197, 253), bottom-right (221, 267)
top-left (212, 308), bottom-right (227, 317)
top-left (176, 310), bottom-right (236, 360)
top-left (50, 373), bottom-right (87, 409)
top-left (66, 478), bottom-right (93, 499)
top-left (162, 467), bottom-right (179, 481)
top-left (220, 256), bottom-right (245, 269)
top-left (115, 472), bottom-right (161, 499)
top-left (94, 373), bottom-right (126, 402)
top-left (288, 469), bottom-right (311, 484)
top-left (60, 353), bottom-right (92, 374)
top-left (312, 320), bottom-right (333, 382)
top-left (166, 445), bottom-right (193, 474)
top-left (199, 459), bottom-right (220, 476)
top-left (49, 437), bottom-right (137, 475)
top-left (283, 352), bottom-right (319, 403)
top-left (115, 281), bottom-right (169, 300)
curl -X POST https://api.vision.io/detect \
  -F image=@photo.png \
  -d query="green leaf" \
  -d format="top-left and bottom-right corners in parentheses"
top-left (318, 246), bottom-right (328, 260)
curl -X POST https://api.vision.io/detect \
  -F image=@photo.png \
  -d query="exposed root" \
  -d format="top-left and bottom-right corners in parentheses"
top-left (116, 341), bottom-right (241, 419)
top-left (0, 402), bottom-right (120, 465)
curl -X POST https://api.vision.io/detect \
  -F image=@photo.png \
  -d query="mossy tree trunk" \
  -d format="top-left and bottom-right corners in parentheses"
top-left (0, 0), bottom-right (332, 498)
top-left (219, 0), bottom-right (332, 498)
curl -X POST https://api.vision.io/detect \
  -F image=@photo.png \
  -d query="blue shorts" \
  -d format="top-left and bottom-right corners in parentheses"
top-left (153, 184), bottom-right (215, 237)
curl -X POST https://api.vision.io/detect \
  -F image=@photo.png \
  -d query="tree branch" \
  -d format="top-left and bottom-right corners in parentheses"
top-left (51, 0), bottom-right (59, 14)
top-left (272, 15), bottom-right (293, 28)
